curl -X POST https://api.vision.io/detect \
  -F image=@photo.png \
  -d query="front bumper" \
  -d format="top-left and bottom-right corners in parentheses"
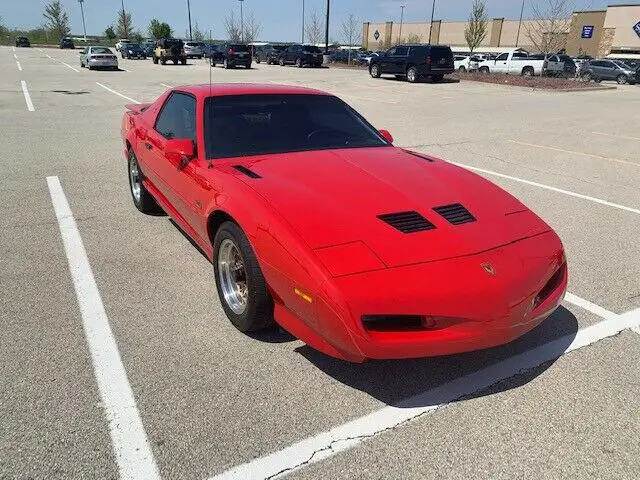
top-left (283, 231), bottom-right (567, 362)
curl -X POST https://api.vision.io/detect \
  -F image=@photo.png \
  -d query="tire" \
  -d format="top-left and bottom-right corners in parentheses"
top-left (407, 66), bottom-right (418, 83)
top-left (213, 222), bottom-right (274, 332)
top-left (279, 57), bottom-right (285, 66)
top-left (522, 67), bottom-right (534, 77)
top-left (223, 58), bottom-right (229, 69)
top-left (616, 74), bottom-right (628, 85)
top-left (128, 149), bottom-right (161, 215)
top-left (172, 59), bottom-right (178, 65)
top-left (458, 66), bottom-right (466, 72)
top-left (160, 57), bottom-right (166, 65)
top-left (295, 57), bottom-right (303, 68)
top-left (581, 71), bottom-right (592, 82)
top-left (256, 57), bottom-right (261, 64)
top-left (370, 63), bottom-right (381, 78)
top-left (152, 55), bottom-right (158, 64)
top-left (80, 61), bottom-right (84, 68)
top-left (88, 64), bottom-right (93, 70)
top-left (479, 66), bottom-right (489, 74)
top-left (180, 58), bottom-right (187, 65)
top-left (432, 74), bottom-right (444, 83)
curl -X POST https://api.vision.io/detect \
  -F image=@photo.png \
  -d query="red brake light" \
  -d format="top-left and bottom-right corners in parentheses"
top-left (426, 56), bottom-right (432, 65)
top-left (228, 48), bottom-right (235, 56)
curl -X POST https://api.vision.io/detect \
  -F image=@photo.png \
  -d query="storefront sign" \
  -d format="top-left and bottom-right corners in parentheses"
top-left (581, 25), bottom-right (594, 38)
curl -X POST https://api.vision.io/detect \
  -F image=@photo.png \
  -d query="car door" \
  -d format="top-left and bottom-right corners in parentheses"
top-left (493, 52), bottom-right (509, 73)
top-left (80, 47), bottom-right (88, 66)
top-left (145, 92), bottom-right (199, 223)
top-left (390, 46), bottom-right (409, 74)
top-left (379, 47), bottom-right (396, 73)
top-left (600, 61), bottom-right (618, 80)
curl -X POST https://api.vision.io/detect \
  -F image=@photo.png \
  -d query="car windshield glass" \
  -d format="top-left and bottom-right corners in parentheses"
top-left (612, 60), bottom-right (633, 69)
top-left (91, 47), bottom-right (112, 54)
top-left (128, 44), bottom-right (141, 49)
top-left (204, 94), bottom-right (388, 159)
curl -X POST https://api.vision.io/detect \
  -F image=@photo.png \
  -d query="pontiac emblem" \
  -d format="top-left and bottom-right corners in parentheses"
top-left (481, 263), bottom-right (496, 275)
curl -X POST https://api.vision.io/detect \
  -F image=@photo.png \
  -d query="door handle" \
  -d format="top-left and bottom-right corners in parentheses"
top-left (144, 142), bottom-right (153, 150)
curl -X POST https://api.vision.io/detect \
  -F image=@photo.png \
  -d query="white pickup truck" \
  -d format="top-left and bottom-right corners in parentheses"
top-left (477, 49), bottom-right (546, 76)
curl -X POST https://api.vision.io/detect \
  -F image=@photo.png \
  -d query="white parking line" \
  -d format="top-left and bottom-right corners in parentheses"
top-left (160, 83), bottom-right (172, 88)
top-left (16, 61), bottom-right (22, 71)
top-left (211, 297), bottom-right (640, 480)
top-left (46, 176), bottom-right (160, 480)
top-left (450, 162), bottom-right (640, 216)
top-left (61, 61), bottom-right (80, 72)
top-left (14, 53), bottom-right (18, 60)
top-left (13, 46), bottom-right (16, 52)
top-left (21, 80), bottom-right (34, 112)
top-left (509, 139), bottom-right (639, 168)
top-left (564, 292), bottom-right (618, 320)
top-left (96, 82), bottom-right (140, 104)
top-left (592, 131), bottom-right (640, 142)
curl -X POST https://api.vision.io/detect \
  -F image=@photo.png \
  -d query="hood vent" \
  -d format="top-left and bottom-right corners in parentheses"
top-left (377, 211), bottom-right (435, 233)
top-left (233, 165), bottom-right (261, 179)
top-left (433, 203), bottom-right (476, 225)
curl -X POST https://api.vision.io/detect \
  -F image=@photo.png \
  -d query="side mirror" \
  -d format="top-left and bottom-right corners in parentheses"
top-left (165, 139), bottom-right (195, 169)
top-left (379, 129), bottom-right (394, 144)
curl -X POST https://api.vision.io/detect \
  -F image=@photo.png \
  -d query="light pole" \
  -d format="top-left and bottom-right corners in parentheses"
top-left (120, 0), bottom-right (128, 38)
top-left (301, 0), bottom-right (305, 43)
top-left (78, 0), bottom-right (87, 42)
top-left (428, 0), bottom-right (436, 44)
top-left (399, 5), bottom-right (405, 43)
top-left (187, 0), bottom-right (193, 40)
top-left (515, 0), bottom-right (525, 47)
top-left (239, 0), bottom-right (244, 42)
top-left (324, 0), bottom-right (330, 54)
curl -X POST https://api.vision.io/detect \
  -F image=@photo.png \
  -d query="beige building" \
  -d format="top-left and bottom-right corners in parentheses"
top-left (362, 3), bottom-right (640, 57)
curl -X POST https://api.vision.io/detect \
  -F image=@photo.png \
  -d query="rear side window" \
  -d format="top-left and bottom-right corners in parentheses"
top-left (155, 92), bottom-right (197, 141)
top-left (511, 51), bottom-right (528, 59)
top-left (429, 46), bottom-right (452, 60)
top-left (496, 53), bottom-right (509, 61)
top-left (394, 47), bottom-right (409, 56)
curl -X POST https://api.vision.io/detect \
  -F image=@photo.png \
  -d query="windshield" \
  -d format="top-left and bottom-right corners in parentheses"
top-left (91, 47), bottom-right (113, 54)
top-left (204, 94), bottom-right (388, 159)
top-left (612, 60), bottom-right (634, 70)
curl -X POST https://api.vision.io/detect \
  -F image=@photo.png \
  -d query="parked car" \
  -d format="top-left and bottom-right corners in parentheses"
top-left (60, 38), bottom-right (75, 49)
top-left (210, 43), bottom-right (252, 68)
top-left (121, 43), bottom-right (146, 59)
top-left (15, 36), bottom-right (31, 47)
top-left (579, 59), bottom-right (639, 84)
top-left (279, 44), bottom-right (324, 67)
top-left (183, 41), bottom-right (204, 59)
top-left (454, 55), bottom-right (470, 71)
top-left (330, 50), bottom-right (361, 64)
top-left (545, 54), bottom-right (577, 77)
top-left (477, 49), bottom-right (545, 76)
top-left (115, 39), bottom-right (130, 52)
top-left (79, 46), bottom-right (119, 70)
top-left (256, 44), bottom-right (288, 64)
top-left (142, 42), bottom-right (155, 57)
top-left (152, 38), bottom-right (187, 65)
top-left (360, 51), bottom-right (381, 65)
top-left (369, 44), bottom-right (454, 83)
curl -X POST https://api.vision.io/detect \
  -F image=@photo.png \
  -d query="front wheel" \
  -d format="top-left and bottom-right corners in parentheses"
top-left (279, 57), bottom-right (285, 66)
top-left (255, 57), bottom-right (261, 64)
top-left (295, 57), bottom-right (303, 68)
top-left (479, 66), bottom-right (489, 74)
top-left (522, 67), bottom-right (534, 77)
top-left (128, 149), bottom-right (161, 214)
top-left (617, 74), bottom-right (628, 85)
top-left (152, 55), bottom-right (158, 64)
top-left (407, 66), bottom-right (418, 83)
top-left (213, 222), bottom-right (274, 332)
top-left (370, 63), bottom-right (381, 78)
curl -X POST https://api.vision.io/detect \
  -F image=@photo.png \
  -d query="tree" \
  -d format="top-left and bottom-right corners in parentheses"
top-left (148, 19), bottom-right (172, 39)
top-left (104, 26), bottom-right (116, 41)
top-left (192, 22), bottom-right (205, 41)
top-left (525, 0), bottom-right (572, 55)
top-left (306, 11), bottom-right (324, 45)
top-left (340, 14), bottom-right (361, 63)
top-left (464, 0), bottom-right (488, 56)
top-left (224, 11), bottom-right (242, 42)
top-left (43, 1), bottom-right (70, 40)
top-left (116, 9), bottom-right (133, 38)
top-left (243, 13), bottom-right (263, 44)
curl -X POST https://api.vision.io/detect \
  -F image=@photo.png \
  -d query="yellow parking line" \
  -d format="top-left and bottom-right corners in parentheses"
top-left (508, 140), bottom-right (640, 168)
top-left (592, 131), bottom-right (640, 142)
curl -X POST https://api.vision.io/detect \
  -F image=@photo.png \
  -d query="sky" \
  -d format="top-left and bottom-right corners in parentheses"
top-left (4, 0), bottom-right (611, 42)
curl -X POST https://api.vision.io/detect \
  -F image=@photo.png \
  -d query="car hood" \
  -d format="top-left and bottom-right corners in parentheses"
top-left (229, 147), bottom-right (551, 268)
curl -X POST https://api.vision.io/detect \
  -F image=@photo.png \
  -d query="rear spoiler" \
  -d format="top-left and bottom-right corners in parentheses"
top-left (125, 103), bottom-right (151, 114)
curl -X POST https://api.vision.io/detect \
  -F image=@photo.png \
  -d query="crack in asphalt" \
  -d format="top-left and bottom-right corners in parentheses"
top-left (264, 331), bottom-right (630, 479)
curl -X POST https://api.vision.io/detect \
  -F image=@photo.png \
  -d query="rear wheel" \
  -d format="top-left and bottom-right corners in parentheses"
top-left (128, 149), bottom-right (161, 214)
top-left (407, 66), bottom-right (418, 83)
top-left (479, 66), bottom-right (489, 74)
top-left (256, 56), bottom-right (261, 64)
top-left (370, 63), bottom-right (381, 78)
top-left (581, 71), bottom-right (592, 82)
top-left (617, 74), bottom-right (628, 85)
top-left (522, 66), bottom-right (534, 77)
top-left (213, 222), bottom-right (274, 332)
top-left (180, 57), bottom-right (187, 65)
top-left (295, 57), bottom-right (303, 68)
top-left (458, 66), bottom-right (466, 72)
top-left (152, 55), bottom-right (158, 64)
top-left (279, 57), bottom-right (285, 66)
top-left (172, 58), bottom-right (178, 65)
top-left (160, 56), bottom-right (167, 65)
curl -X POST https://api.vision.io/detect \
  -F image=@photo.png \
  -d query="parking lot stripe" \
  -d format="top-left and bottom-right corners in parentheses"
top-left (450, 162), bottom-right (640, 216)
top-left (592, 131), bottom-right (640, 142)
top-left (14, 53), bottom-right (18, 60)
top-left (21, 80), bottom-right (34, 112)
top-left (61, 61), bottom-right (80, 72)
top-left (160, 83), bottom-right (172, 88)
top-left (16, 60), bottom-right (22, 71)
top-left (509, 140), bottom-right (639, 168)
top-left (96, 82), bottom-right (140, 104)
top-left (210, 295), bottom-right (640, 480)
top-left (46, 176), bottom-right (160, 480)
top-left (564, 293), bottom-right (618, 320)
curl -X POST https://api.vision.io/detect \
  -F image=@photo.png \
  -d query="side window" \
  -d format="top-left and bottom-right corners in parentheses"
top-left (496, 53), bottom-right (509, 61)
top-left (603, 61), bottom-right (615, 68)
top-left (387, 47), bottom-right (397, 56)
top-left (394, 47), bottom-right (409, 56)
top-left (590, 60), bottom-right (603, 67)
top-left (155, 92), bottom-right (197, 141)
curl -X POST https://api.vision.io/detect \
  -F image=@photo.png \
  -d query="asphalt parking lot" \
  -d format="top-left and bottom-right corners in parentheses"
top-left (1, 45), bottom-right (639, 480)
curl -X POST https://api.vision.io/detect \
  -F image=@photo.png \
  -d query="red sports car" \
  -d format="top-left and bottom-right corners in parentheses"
top-left (121, 84), bottom-right (567, 362)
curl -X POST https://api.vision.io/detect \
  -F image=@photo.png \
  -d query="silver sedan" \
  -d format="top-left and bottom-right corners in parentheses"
top-left (80, 46), bottom-right (119, 70)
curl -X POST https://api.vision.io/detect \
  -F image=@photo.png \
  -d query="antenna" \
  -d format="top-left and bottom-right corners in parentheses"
top-left (208, 50), bottom-right (213, 169)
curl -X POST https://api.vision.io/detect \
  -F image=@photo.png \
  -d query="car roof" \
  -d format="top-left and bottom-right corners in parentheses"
top-left (171, 83), bottom-right (331, 98)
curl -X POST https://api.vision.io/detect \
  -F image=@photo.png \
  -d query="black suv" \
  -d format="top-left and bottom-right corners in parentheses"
top-left (279, 44), bottom-right (324, 67)
top-left (255, 44), bottom-right (288, 64)
top-left (15, 36), bottom-right (31, 47)
top-left (60, 38), bottom-right (75, 49)
top-left (210, 43), bottom-right (252, 68)
top-left (369, 44), bottom-right (454, 83)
